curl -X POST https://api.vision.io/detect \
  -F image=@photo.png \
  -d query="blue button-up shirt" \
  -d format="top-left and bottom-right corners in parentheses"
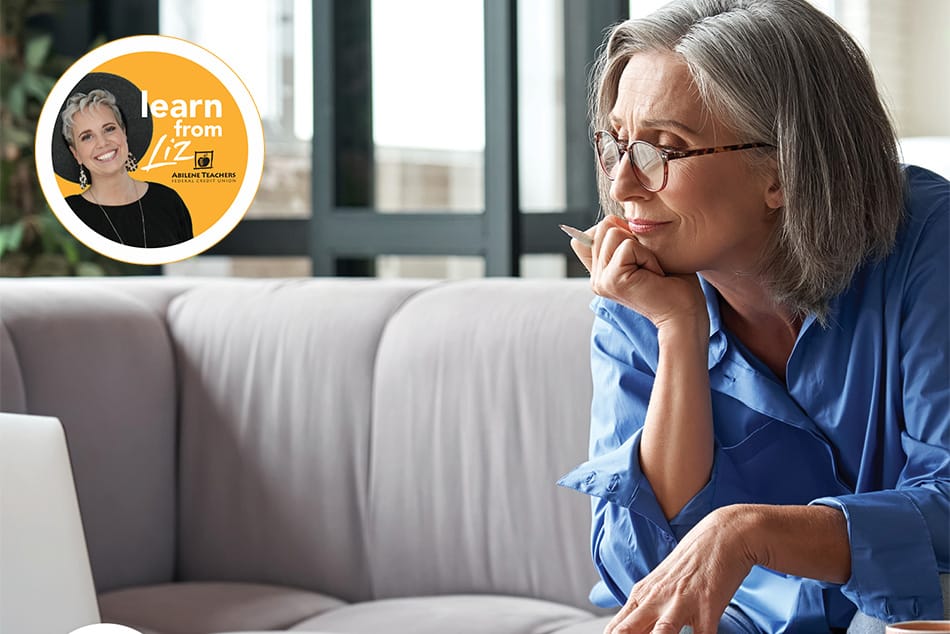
top-left (558, 166), bottom-right (949, 633)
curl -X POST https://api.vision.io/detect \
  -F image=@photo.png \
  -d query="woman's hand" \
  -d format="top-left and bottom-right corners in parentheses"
top-left (602, 504), bottom-right (851, 634)
top-left (569, 215), bottom-right (707, 334)
top-left (604, 506), bottom-right (759, 634)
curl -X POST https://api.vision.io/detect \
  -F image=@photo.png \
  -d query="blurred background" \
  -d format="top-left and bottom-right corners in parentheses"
top-left (2, 0), bottom-right (947, 278)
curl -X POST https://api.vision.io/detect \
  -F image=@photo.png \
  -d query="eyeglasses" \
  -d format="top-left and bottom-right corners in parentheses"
top-left (593, 130), bottom-right (774, 192)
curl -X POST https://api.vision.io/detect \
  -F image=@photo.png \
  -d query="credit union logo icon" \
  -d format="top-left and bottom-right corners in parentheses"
top-left (194, 151), bottom-right (214, 170)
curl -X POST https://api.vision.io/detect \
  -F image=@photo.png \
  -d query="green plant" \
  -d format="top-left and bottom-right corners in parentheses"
top-left (1, 0), bottom-right (131, 275)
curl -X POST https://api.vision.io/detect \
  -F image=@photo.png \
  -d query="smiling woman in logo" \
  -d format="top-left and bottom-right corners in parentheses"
top-left (558, 0), bottom-right (948, 632)
top-left (53, 72), bottom-right (193, 249)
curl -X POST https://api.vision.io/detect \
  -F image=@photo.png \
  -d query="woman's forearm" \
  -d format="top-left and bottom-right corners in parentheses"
top-left (736, 503), bottom-right (852, 583)
top-left (639, 319), bottom-right (714, 519)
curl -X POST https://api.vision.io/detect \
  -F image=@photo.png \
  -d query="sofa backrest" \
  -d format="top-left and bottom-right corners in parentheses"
top-left (1, 277), bottom-right (601, 610)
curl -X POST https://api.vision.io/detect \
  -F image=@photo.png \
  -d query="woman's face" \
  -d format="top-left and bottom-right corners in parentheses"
top-left (607, 51), bottom-right (780, 276)
top-left (68, 104), bottom-right (129, 181)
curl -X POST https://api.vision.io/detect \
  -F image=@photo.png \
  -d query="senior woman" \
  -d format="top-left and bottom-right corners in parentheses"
top-left (557, 0), bottom-right (948, 633)
top-left (58, 83), bottom-right (193, 248)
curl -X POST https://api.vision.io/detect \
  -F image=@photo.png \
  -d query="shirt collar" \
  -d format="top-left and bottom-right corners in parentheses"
top-left (698, 274), bottom-right (728, 370)
top-left (697, 273), bottom-right (836, 369)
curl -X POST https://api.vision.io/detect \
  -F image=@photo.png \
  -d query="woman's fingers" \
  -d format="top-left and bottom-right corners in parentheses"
top-left (603, 595), bottom-right (640, 633)
top-left (570, 239), bottom-right (593, 272)
top-left (579, 214), bottom-right (708, 329)
top-left (592, 216), bottom-right (664, 276)
top-left (567, 219), bottom-right (627, 276)
top-left (594, 225), bottom-right (635, 277)
top-left (604, 601), bottom-right (708, 634)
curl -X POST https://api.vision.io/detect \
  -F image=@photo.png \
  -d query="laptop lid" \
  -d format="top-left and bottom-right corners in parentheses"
top-left (0, 412), bottom-right (101, 634)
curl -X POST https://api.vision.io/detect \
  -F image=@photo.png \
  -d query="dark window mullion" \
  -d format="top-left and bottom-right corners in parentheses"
top-left (563, 0), bottom-right (628, 213)
top-left (327, 213), bottom-right (483, 256)
top-left (558, 0), bottom-right (628, 276)
top-left (483, 0), bottom-right (519, 276)
top-left (310, 0), bottom-right (338, 275)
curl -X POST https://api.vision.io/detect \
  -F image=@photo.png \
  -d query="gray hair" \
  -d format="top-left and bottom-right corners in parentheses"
top-left (61, 88), bottom-right (125, 148)
top-left (592, 0), bottom-right (904, 321)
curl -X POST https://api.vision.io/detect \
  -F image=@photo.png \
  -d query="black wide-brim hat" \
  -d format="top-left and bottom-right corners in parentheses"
top-left (51, 72), bottom-right (153, 183)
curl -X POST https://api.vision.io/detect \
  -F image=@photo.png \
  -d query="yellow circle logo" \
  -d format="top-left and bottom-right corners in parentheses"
top-left (36, 36), bottom-right (264, 265)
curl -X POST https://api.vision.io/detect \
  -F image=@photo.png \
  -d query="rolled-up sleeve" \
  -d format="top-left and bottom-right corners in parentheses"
top-left (558, 299), bottom-right (726, 602)
top-left (557, 301), bottom-right (672, 602)
top-left (812, 484), bottom-right (947, 620)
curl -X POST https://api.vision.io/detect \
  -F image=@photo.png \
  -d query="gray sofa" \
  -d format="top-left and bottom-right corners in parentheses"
top-left (0, 277), bottom-right (612, 634)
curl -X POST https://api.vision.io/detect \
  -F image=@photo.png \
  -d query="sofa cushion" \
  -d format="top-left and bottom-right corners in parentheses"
top-left (367, 279), bottom-right (600, 609)
top-left (169, 279), bottom-right (434, 602)
top-left (0, 280), bottom-right (183, 592)
top-left (0, 322), bottom-right (25, 412)
top-left (288, 594), bottom-right (599, 634)
top-left (98, 581), bottom-right (343, 633)
top-left (548, 616), bottom-right (614, 634)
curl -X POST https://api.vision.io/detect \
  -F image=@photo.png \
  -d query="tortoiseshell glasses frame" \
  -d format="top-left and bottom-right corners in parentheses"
top-left (594, 129), bottom-right (774, 192)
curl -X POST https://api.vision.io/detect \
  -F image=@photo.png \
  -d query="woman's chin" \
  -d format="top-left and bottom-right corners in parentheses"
top-left (89, 167), bottom-right (127, 181)
top-left (653, 254), bottom-right (699, 277)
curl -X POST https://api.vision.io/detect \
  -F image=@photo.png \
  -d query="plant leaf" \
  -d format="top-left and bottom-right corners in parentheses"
top-left (3, 126), bottom-right (33, 147)
top-left (21, 71), bottom-right (52, 100)
top-left (61, 236), bottom-right (79, 264)
top-left (77, 261), bottom-right (105, 276)
top-left (7, 221), bottom-right (24, 251)
top-left (24, 35), bottom-right (53, 71)
top-left (7, 84), bottom-right (26, 119)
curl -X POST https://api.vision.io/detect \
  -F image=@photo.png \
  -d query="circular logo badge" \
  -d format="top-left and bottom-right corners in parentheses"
top-left (36, 35), bottom-right (265, 265)
top-left (69, 625), bottom-right (143, 634)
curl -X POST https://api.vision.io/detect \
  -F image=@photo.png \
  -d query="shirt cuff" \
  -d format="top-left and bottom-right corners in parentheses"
top-left (589, 579), bottom-right (622, 608)
top-left (811, 491), bottom-right (944, 621)
top-left (667, 461), bottom-right (716, 540)
top-left (557, 429), bottom-right (672, 535)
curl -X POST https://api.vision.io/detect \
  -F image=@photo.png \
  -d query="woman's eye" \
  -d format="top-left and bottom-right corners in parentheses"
top-left (80, 133), bottom-right (91, 142)
top-left (105, 125), bottom-right (116, 132)
top-left (656, 136), bottom-right (687, 150)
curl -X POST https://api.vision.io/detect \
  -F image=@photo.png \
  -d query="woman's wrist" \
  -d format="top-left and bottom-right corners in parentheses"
top-left (702, 504), bottom-right (766, 572)
top-left (656, 314), bottom-right (710, 355)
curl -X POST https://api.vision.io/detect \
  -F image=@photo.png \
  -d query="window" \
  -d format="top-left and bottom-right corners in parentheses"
top-left (160, 0), bottom-right (312, 219)
top-left (371, 0), bottom-right (484, 214)
top-left (162, 0), bottom-right (626, 278)
top-left (160, 0), bottom-right (314, 277)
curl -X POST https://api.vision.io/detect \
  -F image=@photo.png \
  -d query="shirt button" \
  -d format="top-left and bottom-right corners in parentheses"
top-left (607, 473), bottom-right (620, 492)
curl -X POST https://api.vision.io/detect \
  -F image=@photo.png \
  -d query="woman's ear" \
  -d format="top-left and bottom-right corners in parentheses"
top-left (761, 158), bottom-right (784, 209)
top-left (69, 147), bottom-right (80, 163)
top-left (765, 179), bottom-right (784, 209)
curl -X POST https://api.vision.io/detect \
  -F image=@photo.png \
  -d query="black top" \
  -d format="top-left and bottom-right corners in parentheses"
top-left (66, 182), bottom-right (193, 248)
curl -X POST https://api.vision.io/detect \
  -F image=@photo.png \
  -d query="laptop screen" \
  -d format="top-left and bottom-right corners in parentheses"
top-left (0, 413), bottom-right (101, 634)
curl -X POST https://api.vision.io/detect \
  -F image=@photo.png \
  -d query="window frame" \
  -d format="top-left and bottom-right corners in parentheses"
top-left (202, 0), bottom-right (628, 277)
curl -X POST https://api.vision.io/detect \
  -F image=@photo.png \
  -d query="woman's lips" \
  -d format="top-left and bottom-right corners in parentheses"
top-left (627, 218), bottom-right (671, 234)
top-left (94, 149), bottom-right (117, 162)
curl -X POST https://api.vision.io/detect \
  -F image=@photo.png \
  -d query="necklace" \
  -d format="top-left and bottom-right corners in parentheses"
top-left (88, 182), bottom-right (147, 247)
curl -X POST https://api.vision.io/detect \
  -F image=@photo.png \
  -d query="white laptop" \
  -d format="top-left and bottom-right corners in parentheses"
top-left (0, 412), bottom-right (101, 634)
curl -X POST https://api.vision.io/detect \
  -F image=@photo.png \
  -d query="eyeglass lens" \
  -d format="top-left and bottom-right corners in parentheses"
top-left (596, 134), bottom-right (665, 191)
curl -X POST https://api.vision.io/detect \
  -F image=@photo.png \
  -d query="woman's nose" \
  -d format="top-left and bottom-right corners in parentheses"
top-left (609, 154), bottom-right (652, 202)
